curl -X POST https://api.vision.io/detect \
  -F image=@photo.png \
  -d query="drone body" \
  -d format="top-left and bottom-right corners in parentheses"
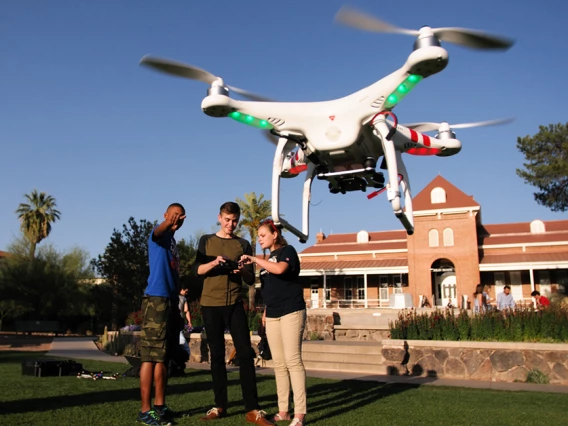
top-left (140, 6), bottom-right (514, 243)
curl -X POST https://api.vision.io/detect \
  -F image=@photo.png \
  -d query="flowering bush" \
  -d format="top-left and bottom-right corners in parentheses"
top-left (125, 310), bottom-right (143, 326)
top-left (389, 305), bottom-right (568, 342)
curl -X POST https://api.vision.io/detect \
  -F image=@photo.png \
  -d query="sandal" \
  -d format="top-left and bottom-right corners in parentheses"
top-left (273, 413), bottom-right (291, 422)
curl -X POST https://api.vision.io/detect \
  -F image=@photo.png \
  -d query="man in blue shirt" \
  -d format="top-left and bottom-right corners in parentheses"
top-left (137, 203), bottom-right (185, 426)
top-left (497, 285), bottom-right (516, 311)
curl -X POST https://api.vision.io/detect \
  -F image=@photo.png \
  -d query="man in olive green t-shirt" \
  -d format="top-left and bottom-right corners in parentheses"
top-left (194, 202), bottom-right (273, 426)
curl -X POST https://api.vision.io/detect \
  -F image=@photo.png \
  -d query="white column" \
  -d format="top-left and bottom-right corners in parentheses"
top-left (323, 272), bottom-right (327, 309)
top-left (364, 272), bottom-right (368, 309)
top-left (529, 267), bottom-right (535, 307)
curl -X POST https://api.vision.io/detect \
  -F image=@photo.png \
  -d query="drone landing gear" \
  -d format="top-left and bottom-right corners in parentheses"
top-left (372, 116), bottom-right (415, 235)
top-left (272, 134), bottom-right (315, 243)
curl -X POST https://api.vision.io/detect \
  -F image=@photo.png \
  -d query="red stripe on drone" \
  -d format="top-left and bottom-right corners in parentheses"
top-left (409, 129), bottom-right (419, 142)
top-left (423, 134), bottom-right (431, 147)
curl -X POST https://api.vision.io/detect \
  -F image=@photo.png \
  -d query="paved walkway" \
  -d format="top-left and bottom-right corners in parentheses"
top-left (47, 337), bottom-right (568, 394)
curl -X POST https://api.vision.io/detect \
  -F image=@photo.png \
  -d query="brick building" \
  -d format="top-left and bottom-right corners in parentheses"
top-left (298, 175), bottom-right (568, 309)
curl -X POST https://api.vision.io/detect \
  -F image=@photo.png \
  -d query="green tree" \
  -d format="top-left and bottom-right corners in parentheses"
top-left (516, 123), bottom-right (568, 212)
top-left (236, 192), bottom-right (272, 306)
top-left (15, 190), bottom-right (61, 259)
top-left (92, 217), bottom-right (156, 329)
top-left (0, 240), bottom-right (93, 329)
top-left (177, 233), bottom-right (205, 302)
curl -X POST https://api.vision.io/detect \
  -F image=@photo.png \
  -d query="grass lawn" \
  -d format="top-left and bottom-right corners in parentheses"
top-left (0, 351), bottom-right (565, 426)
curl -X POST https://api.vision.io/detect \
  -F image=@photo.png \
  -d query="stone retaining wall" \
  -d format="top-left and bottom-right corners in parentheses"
top-left (188, 333), bottom-right (264, 364)
top-left (382, 339), bottom-right (568, 385)
top-left (334, 326), bottom-right (390, 342)
top-left (303, 313), bottom-right (337, 341)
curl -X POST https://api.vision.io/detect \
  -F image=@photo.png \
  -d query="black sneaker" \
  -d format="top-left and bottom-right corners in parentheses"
top-left (154, 405), bottom-right (177, 423)
top-left (137, 410), bottom-right (172, 426)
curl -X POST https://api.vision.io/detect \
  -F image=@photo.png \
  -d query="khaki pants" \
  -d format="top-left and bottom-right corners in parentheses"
top-left (265, 309), bottom-right (307, 414)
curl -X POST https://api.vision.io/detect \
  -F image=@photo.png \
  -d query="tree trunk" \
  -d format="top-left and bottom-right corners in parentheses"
top-left (28, 241), bottom-right (36, 259)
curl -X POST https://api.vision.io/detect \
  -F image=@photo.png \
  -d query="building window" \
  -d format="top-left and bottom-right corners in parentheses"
top-left (357, 277), bottom-right (365, 300)
top-left (557, 270), bottom-right (568, 294)
top-left (379, 276), bottom-right (389, 300)
top-left (393, 275), bottom-right (403, 294)
top-left (429, 229), bottom-right (439, 247)
top-left (325, 288), bottom-right (331, 302)
top-left (431, 187), bottom-right (446, 204)
top-left (443, 228), bottom-right (454, 246)
top-left (344, 277), bottom-right (353, 300)
top-left (494, 272), bottom-right (505, 286)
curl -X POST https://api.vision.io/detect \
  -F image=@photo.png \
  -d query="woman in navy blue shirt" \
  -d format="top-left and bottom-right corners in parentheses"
top-left (240, 219), bottom-right (306, 426)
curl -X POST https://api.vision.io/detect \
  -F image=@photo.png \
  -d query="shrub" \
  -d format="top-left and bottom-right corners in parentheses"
top-left (389, 305), bottom-right (568, 343)
top-left (125, 310), bottom-right (143, 326)
top-left (308, 331), bottom-right (324, 341)
top-left (188, 301), bottom-right (203, 327)
top-left (526, 369), bottom-right (549, 384)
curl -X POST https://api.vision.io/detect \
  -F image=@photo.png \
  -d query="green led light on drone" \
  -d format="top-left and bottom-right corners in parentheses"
top-left (383, 74), bottom-right (423, 109)
top-left (228, 111), bottom-right (273, 129)
top-left (397, 84), bottom-right (408, 94)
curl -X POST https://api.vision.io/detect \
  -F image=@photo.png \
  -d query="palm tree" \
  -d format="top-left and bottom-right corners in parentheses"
top-left (236, 192), bottom-right (272, 306)
top-left (15, 190), bottom-right (61, 259)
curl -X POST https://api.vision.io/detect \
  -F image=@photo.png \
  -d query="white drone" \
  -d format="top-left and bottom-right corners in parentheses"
top-left (140, 6), bottom-right (514, 243)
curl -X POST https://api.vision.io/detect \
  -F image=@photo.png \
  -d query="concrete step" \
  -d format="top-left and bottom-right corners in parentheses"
top-left (302, 350), bottom-right (383, 365)
top-left (302, 340), bottom-right (382, 355)
top-left (299, 340), bottom-right (385, 373)
top-left (303, 360), bottom-right (387, 375)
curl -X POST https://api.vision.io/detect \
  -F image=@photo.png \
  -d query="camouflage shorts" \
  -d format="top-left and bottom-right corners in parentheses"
top-left (140, 296), bottom-right (175, 363)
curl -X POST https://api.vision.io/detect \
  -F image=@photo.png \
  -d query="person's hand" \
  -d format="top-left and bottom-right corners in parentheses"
top-left (211, 256), bottom-right (227, 267)
top-left (239, 254), bottom-right (255, 264)
top-left (262, 310), bottom-right (266, 326)
top-left (166, 211), bottom-right (186, 230)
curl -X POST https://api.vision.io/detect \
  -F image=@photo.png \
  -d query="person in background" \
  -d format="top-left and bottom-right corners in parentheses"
top-left (138, 203), bottom-right (185, 426)
top-left (473, 284), bottom-right (485, 313)
top-left (497, 285), bottom-right (516, 311)
top-left (531, 290), bottom-right (551, 309)
top-left (240, 219), bottom-right (307, 426)
top-left (179, 286), bottom-right (192, 357)
top-left (483, 285), bottom-right (493, 311)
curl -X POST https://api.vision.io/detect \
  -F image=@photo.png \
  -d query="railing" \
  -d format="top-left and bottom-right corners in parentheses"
top-left (306, 299), bottom-right (391, 309)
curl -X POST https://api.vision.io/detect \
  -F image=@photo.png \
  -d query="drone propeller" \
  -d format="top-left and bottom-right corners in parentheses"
top-left (335, 6), bottom-right (514, 50)
top-left (402, 117), bottom-right (514, 133)
top-left (139, 55), bottom-right (272, 102)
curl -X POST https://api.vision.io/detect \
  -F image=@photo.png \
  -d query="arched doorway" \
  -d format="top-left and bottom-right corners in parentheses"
top-left (431, 259), bottom-right (457, 307)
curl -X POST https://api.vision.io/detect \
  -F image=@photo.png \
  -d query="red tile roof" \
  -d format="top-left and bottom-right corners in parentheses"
top-left (301, 258), bottom-right (408, 271)
top-left (479, 219), bottom-right (568, 245)
top-left (412, 175), bottom-right (480, 211)
top-left (301, 240), bottom-right (407, 254)
top-left (480, 252), bottom-right (568, 264)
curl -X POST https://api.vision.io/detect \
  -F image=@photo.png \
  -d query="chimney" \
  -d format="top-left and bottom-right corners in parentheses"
top-left (316, 232), bottom-right (326, 243)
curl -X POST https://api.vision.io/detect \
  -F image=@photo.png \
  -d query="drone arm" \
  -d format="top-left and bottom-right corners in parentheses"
top-left (374, 120), bottom-right (401, 211)
top-left (395, 151), bottom-right (414, 234)
top-left (271, 136), bottom-right (288, 225)
top-left (373, 118), bottom-right (414, 235)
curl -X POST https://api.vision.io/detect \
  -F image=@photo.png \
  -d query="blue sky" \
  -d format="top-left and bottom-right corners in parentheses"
top-left (1, 0), bottom-right (567, 260)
